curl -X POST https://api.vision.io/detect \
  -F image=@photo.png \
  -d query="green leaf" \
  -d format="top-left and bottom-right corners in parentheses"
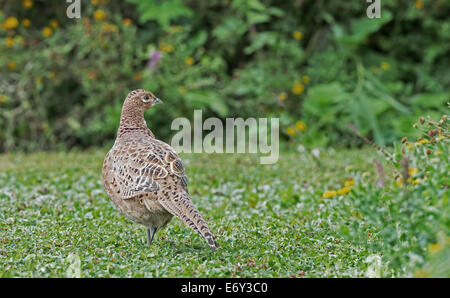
top-left (247, 0), bottom-right (266, 11)
top-left (213, 18), bottom-right (247, 42)
top-left (411, 93), bottom-right (449, 109)
top-left (359, 96), bottom-right (385, 145)
top-left (126, 0), bottom-right (193, 28)
top-left (303, 83), bottom-right (348, 125)
top-left (334, 10), bottom-right (393, 47)
top-left (267, 7), bottom-right (284, 18)
top-left (244, 32), bottom-right (277, 54)
top-left (247, 11), bottom-right (270, 25)
top-left (184, 90), bottom-right (229, 117)
top-left (304, 83), bottom-right (346, 114)
top-left (188, 31), bottom-right (208, 49)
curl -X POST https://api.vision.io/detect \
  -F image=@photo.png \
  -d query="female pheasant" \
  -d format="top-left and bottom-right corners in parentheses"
top-left (102, 89), bottom-right (218, 251)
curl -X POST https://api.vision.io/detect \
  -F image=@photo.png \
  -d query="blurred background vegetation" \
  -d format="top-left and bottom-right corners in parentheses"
top-left (0, 0), bottom-right (449, 152)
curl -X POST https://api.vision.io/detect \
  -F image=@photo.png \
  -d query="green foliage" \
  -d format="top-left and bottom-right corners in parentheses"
top-left (126, 0), bottom-right (193, 29)
top-left (0, 1), bottom-right (146, 151)
top-left (333, 113), bottom-right (449, 276)
top-left (1, 0), bottom-right (449, 151)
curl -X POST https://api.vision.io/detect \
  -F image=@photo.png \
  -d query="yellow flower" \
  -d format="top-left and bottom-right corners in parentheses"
top-left (22, 0), bottom-right (33, 9)
top-left (322, 190), bottom-right (337, 199)
top-left (168, 25), bottom-right (184, 34)
top-left (7, 61), bottom-right (16, 70)
top-left (417, 139), bottom-right (429, 145)
top-left (185, 56), bottom-right (194, 66)
top-left (345, 165), bottom-right (354, 172)
top-left (123, 18), bottom-right (132, 26)
top-left (301, 75), bottom-right (310, 84)
top-left (286, 127), bottom-right (296, 137)
top-left (337, 186), bottom-right (351, 196)
top-left (2, 17), bottom-right (19, 30)
top-left (48, 71), bottom-right (56, 80)
top-left (409, 168), bottom-right (419, 176)
top-left (159, 44), bottom-right (174, 53)
top-left (428, 243), bottom-right (443, 254)
top-left (50, 19), bottom-right (59, 29)
top-left (91, 0), bottom-right (109, 6)
top-left (22, 18), bottom-right (31, 27)
top-left (413, 269), bottom-right (429, 278)
top-left (178, 86), bottom-right (187, 94)
top-left (406, 143), bottom-right (414, 150)
top-left (397, 177), bottom-right (416, 186)
top-left (434, 150), bottom-right (443, 156)
top-left (93, 10), bottom-right (107, 21)
top-left (295, 121), bottom-right (307, 132)
top-left (415, 0), bottom-right (423, 9)
top-left (292, 31), bottom-right (303, 40)
top-left (5, 36), bottom-right (14, 47)
top-left (292, 81), bottom-right (304, 95)
top-left (277, 92), bottom-right (287, 102)
top-left (101, 23), bottom-right (118, 32)
top-left (0, 94), bottom-right (7, 103)
top-left (42, 26), bottom-right (53, 37)
top-left (344, 178), bottom-right (355, 187)
top-left (380, 61), bottom-right (390, 71)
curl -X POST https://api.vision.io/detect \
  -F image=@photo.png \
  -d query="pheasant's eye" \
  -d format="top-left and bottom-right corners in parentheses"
top-left (142, 95), bottom-right (151, 102)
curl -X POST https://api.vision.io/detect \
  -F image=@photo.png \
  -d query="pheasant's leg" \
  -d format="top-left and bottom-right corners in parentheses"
top-left (146, 227), bottom-right (158, 246)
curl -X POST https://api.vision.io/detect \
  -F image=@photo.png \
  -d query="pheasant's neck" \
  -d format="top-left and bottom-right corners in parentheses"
top-left (119, 102), bottom-right (147, 129)
top-left (117, 102), bottom-right (154, 138)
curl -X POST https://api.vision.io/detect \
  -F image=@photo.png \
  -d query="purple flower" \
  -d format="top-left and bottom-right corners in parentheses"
top-left (147, 50), bottom-right (162, 68)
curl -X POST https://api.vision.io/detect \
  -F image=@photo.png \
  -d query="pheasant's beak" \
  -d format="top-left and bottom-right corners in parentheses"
top-left (154, 97), bottom-right (163, 104)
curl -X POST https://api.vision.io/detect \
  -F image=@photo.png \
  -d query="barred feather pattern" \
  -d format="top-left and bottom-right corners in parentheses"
top-left (159, 193), bottom-right (219, 251)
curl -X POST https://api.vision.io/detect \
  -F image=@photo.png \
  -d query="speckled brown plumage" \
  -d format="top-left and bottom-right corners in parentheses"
top-left (102, 89), bottom-right (218, 251)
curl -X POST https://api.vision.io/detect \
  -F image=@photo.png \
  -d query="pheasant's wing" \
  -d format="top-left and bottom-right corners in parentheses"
top-left (111, 140), bottom-right (187, 199)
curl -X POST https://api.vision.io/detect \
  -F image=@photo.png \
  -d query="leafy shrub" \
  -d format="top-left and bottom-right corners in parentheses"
top-left (333, 111), bottom-right (449, 276)
top-left (0, 0), bottom-right (449, 151)
top-left (0, 1), bottom-right (147, 151)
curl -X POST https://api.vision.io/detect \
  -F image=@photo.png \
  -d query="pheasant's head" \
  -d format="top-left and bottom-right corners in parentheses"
top-left (125, 89), bottom-right (163, 111)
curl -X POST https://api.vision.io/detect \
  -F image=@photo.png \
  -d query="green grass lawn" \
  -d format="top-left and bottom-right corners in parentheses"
top-left (0, 148), bottom-right (447, 277)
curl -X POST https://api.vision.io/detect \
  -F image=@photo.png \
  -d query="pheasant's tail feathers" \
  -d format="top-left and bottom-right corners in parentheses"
top-left (199, 225), bottom-right (219, 253)
top-left (178, 194), bottom-right (219, 252)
